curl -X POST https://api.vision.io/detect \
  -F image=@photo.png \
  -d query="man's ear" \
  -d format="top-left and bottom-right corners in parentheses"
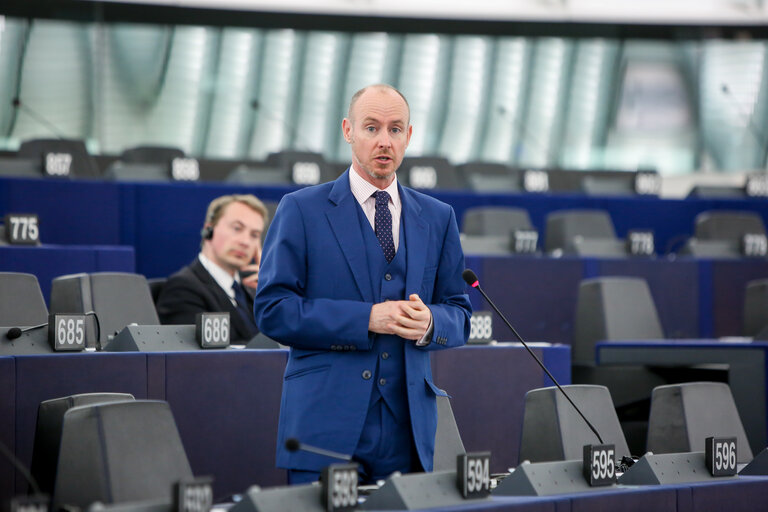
top-left (342, 118), bottom-right (353, 143)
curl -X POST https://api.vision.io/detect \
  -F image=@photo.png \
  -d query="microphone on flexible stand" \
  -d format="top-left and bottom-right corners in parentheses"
top-left (462, 268), bottom-right (604, 445)
top-left (6, 311), bottom-right (102, 349)
top-left (251, 99), bottom-right (312, 153)
top-left (285, 438), bottom-right (353, 462)
top-left (5, 322), bottom-right (47, 340)
top-left (720, 84), bottom-right (768, 168)
top-left (11, 97), bottom-right (65, 140)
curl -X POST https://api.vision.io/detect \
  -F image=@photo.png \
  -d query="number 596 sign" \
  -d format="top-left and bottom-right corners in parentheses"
top-left (706, 437), bottom-right (737, 476)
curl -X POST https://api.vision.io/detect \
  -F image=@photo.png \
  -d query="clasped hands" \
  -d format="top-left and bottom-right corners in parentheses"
top-left (369, 294), bottom-right (431, 341)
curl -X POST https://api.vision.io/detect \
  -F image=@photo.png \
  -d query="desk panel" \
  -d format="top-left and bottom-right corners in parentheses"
top-left (0, 177), bottom-right (122, 245)
top-left (474, 257), bottom-right (584, 345)
top-left (709, 260), bottom-right (768, 338)
top-left (585, 258), bottom-right (700, 339)
top-left (162, 350), bottom-right (288, 499)
top-left (125, 183), bottom-right (295, 279)
top-left (0, 358), bottom-right (14, 504)
top-left (432, 344), bottom-right (571, 473)
top-left (0, 245), bottom-right (135, 302)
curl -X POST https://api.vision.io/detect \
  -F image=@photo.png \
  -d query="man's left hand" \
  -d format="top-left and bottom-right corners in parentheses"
top-left (390, 294), bottom-right (431, 341)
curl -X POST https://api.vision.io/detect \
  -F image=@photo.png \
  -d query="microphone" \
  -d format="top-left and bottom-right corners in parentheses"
top-left (285, 438), bottom-right (352, 462)
top-left (6, 322), bottom-right (47, 340)
top-left (720, 84), bottom-right (768, 167)
top-left (250, 99), bottom-right (312, 153)
top-left (11, 97), bottom-right (65, 139)
top-left (462, 269), bottom-right (604, 444)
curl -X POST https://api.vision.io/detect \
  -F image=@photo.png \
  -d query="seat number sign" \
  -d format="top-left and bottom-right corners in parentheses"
top-left (175, 477), bottom-right (213, 512)
top-left (4, 214), bottom-right (39, 244)
top-left (457, 452), bottom-right (491, 498)
top-left (195, 313), bottom-right (230, 348)
top-left (321, 462), bottom-right (358, 512)
top-left (49, 314), bottom-right (87, 351)
top-left (468, 311), bottom-right (493, 343)
top-left (706, 437), bottom-right (737, 476)
top-left (583, 444), bottom-right (616, 486)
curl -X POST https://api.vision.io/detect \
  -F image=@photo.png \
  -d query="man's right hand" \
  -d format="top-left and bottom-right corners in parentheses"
top-left (369, 296), bottom-right (431, 340)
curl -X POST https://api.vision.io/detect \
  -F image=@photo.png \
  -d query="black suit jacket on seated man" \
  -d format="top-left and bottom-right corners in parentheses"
top-left (156, 258), bottom-right (258, 343)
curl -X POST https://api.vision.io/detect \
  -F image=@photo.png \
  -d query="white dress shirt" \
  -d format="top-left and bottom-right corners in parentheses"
top-left (198, 252), bottom-right (240, 307)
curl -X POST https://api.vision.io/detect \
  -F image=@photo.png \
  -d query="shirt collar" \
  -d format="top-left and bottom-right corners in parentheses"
top-left (198, 252), bottom-right (239, 295)
top-left (349, 165), bottom-right (401, 208)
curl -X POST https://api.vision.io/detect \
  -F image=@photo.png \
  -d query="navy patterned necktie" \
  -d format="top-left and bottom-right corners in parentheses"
top-left (232, 281), bottom-right (257, 334)
top-left (374, 190), bottom-right (395, 263)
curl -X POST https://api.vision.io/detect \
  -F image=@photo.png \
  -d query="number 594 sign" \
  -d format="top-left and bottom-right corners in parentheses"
top-left (457, 452), bottom-right (491, 498)
top-left (583, 444), bottom-right (616, 486)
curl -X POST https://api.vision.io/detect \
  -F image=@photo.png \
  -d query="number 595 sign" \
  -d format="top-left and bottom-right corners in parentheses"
top-left (583, 444), bottom-right (616, 486)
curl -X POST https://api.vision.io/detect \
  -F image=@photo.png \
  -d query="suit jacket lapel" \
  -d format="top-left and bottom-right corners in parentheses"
top-left (326, 171), bottom-right (375, 302)
top-left (400, 185), bottom-right (429, 297)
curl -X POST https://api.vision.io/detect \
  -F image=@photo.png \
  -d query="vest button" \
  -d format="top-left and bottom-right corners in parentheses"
top-left (362, 370), bottom-right (372, 380)
top-left (384, 273), bottom-right (392, 281)
top-left (381, 352), bottom-right (389, 360)
top-left (379, 378), bottom-right (387, 385)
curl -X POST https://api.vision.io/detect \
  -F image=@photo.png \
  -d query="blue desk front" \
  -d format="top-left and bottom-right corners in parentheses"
top-left (0, 244), bottom-right (135, 301)
top-left (3, 176), bottom-right (768, 343)
top-left (596, 339), bottom-right (768, 455)
top-left (0, 343), bottom-right (569, 504)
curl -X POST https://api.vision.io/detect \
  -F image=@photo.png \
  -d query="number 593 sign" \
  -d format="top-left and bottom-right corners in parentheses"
top-left (583, 444), bottom-right (616, 486)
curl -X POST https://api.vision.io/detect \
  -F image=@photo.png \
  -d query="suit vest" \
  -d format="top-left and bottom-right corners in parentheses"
top-left (356, 202), bottom-right (409, 423)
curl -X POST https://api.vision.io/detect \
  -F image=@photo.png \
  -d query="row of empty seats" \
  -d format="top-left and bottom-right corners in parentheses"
top-left (520, 382), bottom-right (753, 465)
top-left (5, 268), bottom-right (768, 355)
top-left (26, 380), bottom-right (752, 509)
top-left (460, 206), bottom-right (768, 259)
top-left (0, 138), bottom-right (668, 195)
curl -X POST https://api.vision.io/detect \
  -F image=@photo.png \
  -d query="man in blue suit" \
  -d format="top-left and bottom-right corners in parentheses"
top-left (253, 84), bottom-right (471, 484)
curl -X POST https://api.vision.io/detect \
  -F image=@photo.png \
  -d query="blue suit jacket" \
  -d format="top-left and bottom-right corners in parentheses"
top-left (253, 170), bottom-right (471, 472)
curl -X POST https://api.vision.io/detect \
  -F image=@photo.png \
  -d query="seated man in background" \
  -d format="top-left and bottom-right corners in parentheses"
top-left (156, 194), bottom-right (267, 343)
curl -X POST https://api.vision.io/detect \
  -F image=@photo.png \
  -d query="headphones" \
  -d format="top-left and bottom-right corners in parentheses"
top-left (201, 225), bottom-right (214, 240)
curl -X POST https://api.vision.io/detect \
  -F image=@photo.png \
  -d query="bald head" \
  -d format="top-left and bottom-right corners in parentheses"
top-left (347, 84), bottom-right (410, 125)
